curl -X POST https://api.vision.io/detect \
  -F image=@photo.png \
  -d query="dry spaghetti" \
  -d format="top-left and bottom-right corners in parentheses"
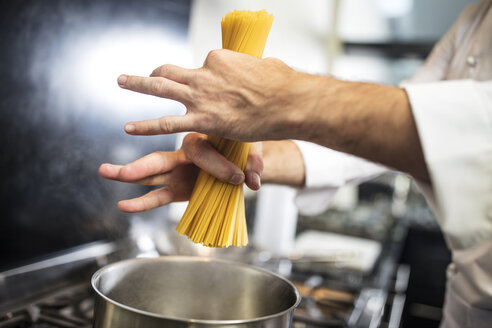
top-left (176, 10), bottom-right (273, 247)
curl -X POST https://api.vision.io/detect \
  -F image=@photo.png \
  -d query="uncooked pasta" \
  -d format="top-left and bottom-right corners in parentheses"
top-left (176, 10), bottom-right (273, 247)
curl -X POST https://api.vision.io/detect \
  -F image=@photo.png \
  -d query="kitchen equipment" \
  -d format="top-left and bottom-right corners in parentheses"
top-left (254, 185), bottom-right (299, 257)
top-left (292, 230), bottom-right (382, 274)
top-left (92, 256), bottom-right (301, 327)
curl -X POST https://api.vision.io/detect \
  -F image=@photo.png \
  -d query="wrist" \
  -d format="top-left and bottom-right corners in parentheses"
top-left (281, 73), bottom-right (339, 143)
top-left (261, 140), bottom-right (305, 187)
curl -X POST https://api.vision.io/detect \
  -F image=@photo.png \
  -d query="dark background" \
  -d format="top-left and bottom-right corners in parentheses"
top-left (0, 0), bottom-right (191, 270)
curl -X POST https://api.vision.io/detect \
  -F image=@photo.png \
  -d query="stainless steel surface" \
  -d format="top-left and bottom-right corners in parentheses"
top-left (0, 0), bottom-right (189, 272)
top-left (0, 283), bottom-right (94, 327)
top-left (92, 256), bottom-right (301, 327)
top-left (349, 289), bottom-right (386, 328)
top-left (0, 242), bottom-right (118, 315)
top-left (0, 243), bottom-right (116, 279)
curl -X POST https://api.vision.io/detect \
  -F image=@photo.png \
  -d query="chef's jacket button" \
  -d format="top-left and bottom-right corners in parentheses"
top-left (466, 56), bottom-right (477, 68)
top-left (446, 263), bottom-right (457, 278)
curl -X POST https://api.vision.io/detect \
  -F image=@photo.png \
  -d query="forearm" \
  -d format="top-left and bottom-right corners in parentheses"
top-left (293, 75), bottom-right (429, 182)
top-left (261, 140), bottom-right (305, 187)
top-left (119, 51), bottom-right (429, 182)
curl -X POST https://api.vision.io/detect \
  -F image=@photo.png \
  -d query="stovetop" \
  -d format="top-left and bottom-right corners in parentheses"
top-left (0, 284), bottom-right (93, 328)
top-left (0, 267), bottom-right (407, 328)
top-left (0, 282), bottom-right (353, 328)
top-left (0, 218), bottom-right (408, 328)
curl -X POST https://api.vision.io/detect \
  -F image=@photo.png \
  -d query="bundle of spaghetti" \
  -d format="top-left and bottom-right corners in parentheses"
top-left (176, 10), bottom-right (273, 247)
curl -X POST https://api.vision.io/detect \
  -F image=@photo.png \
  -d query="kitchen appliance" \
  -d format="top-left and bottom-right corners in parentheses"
top-left (0, 219), bottom-right (409, 328)
top-left (92, 256), bottom-right (301, 327)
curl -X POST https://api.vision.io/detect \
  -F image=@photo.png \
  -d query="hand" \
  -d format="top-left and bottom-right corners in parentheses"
top-left (115, 49), bottom-right (428, 181)
top-left (99, 133), bottom-right (263, 213)
top-left (117, 49), bottom-right (309, 142)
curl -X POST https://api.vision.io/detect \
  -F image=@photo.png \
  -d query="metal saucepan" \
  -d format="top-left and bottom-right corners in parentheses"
top-left (92, 256), bottom-right (301, 327)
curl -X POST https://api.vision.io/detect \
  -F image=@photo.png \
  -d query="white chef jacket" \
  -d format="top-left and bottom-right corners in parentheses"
top-left (294, 1), bottom-right (492, 327)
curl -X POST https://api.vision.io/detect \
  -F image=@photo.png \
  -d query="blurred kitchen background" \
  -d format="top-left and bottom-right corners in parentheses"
top-left (0, 0), bottom-right (476, 327)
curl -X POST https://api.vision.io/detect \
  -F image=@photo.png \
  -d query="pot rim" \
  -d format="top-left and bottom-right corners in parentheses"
top-left (91, 255), bottom-right (301, 325)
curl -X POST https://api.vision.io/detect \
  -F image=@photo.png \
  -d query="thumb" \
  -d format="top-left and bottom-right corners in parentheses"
top-left (245, 142), bottom-right (263, 190)
top-left (125, 115), bottom-right (193, 135)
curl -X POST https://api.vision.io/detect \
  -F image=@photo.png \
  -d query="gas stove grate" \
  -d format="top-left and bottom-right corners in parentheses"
top-left (0, 285), bottom-right (93, 328)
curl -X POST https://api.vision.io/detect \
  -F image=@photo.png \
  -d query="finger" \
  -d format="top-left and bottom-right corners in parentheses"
top-left (245, 142), bottom-right (263, 190)
top-left (100, 163), bottom-right (170, 185)
top-left (118, 187), bottom-right (174, 213)
top-left (99, 163), bottom-right (124, 180)
top-left (132, 173), bottom-right (171, 186)
top-left (118, 151), bottom-right (187, 181)
top-left (124, 115), bottom-right (195, 135)
top-left (99, 151), bottom-right (188, 182)
top-left (117, 74), bottom-right (190, 103)
top-left (150, 64), bottom-right (194, 84)
top-left (183, 133), bottom-right (245, 185)
top-left (108, 172), bottom-right (172, 186)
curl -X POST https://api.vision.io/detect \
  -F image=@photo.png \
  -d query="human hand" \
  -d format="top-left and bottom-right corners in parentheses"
top-left (117, 49), bottom-right (310, 142)
top-left (99, 133), bottom-right (263, 213)
top-left (115, 49), bottom-right (429, 182)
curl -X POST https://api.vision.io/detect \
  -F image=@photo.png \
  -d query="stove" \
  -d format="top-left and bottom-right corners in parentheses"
top-left (0, 242), bottom-right (123, 328)
top-left (0, 270), bottom-right (407, 328)
top-left (0, 221), bottom-right (408, 328)
top-left (0, 284), bottom-right (93, 328)
top-left (1, 259), bottom-right (407, 328)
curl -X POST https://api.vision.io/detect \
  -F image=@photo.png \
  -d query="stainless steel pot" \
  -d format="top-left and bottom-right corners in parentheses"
top-left (92, 256), bottom-right (301, 327)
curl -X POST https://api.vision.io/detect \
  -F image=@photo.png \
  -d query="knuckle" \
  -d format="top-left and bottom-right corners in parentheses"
top-left (248, 153), bottom-right (264, 171)
top-left (187, 135), bottom-right (211, 164)
top-left (225, 163), bottom-right (240, 177)
top-left (158, 118), bottom-right (172, 133)
top-left (188, 142), bottom-right (204, 163)
top-left (150, 151), bottom-right (164, 162)
top-left (264, 57), bottom-right (286, 68)
top-left (189, 69), bottom-right (210, 90)
top-left (150, 67), bottom-right (160, 77)
top-left (195, 135), bottom-right (210, 149)
top-left (182, 134), bottom-right (202, 158)
top-left (183, 132), bottom-right (198, 146)
top-left (151, 79), bottom-right (164, 95)
top-left (181, 88), bottom-right (194, 105)
top-left (218, 167), bottom-right (234, 181)
top-left (204, 49), bottom-right (224, 65)
top-left (158, 64), bottom-right (172, 77)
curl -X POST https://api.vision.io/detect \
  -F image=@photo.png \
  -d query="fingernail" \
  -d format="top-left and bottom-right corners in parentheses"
top-left (231, 173), bottom-right (244, 185)
top-left (252, 172), bottom-right (261, 189)
top-left (117, 75), bottom-right (127, 86)
top-left (125, 124), bottom-right (135, 133)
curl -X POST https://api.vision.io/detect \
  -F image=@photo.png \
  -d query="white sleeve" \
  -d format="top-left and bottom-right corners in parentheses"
top-left (292, 140), bottom-right (387, 216)
top-left (404, 79), bottom-right (492, 250)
